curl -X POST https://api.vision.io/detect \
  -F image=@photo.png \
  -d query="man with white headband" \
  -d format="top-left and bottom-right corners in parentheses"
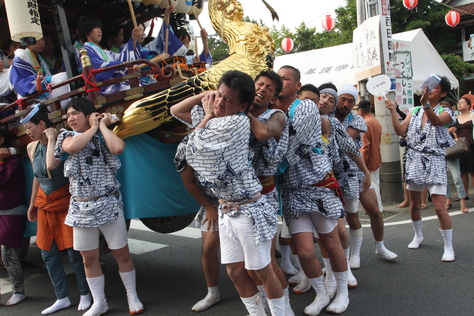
top-left (335, 84), bottom-right (398, 269)
top-left (315, 85), bottom-right (371, 294)
top-left (277, 66), bottom-right (349, 315)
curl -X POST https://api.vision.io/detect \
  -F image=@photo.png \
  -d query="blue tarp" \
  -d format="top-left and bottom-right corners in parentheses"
top-left (20, 133), bottom-right (199, 237)
top-left (21, 156), bottom-right (37, 237)
top-left (117, 133), bottom-right (199, 219)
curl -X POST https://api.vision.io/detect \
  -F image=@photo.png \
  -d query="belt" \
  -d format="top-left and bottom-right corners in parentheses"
top-left (74, 191), bottom-right (120, 202)
top-left (258, 176), bottom-right (275, 194)
top-left (219, 193), bottom-right (262, 214)
top-left (311, 173), bottom-right (332, 186)
top-left (312, 172), bottom-right (345, 205)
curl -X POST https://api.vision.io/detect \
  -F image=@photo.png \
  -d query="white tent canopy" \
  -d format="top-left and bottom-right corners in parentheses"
top-left (274, 28), bottom-right (459, 93)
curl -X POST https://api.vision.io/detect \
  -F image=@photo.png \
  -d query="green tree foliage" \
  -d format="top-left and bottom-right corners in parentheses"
top-left (271, 25), bottom-right (294, 55)
top-left (206, 16), bottom-right (263, 62)
top-left (270, 0), bottom-right (357, 55)
top-left (208, 0), bottom-right (472, 85)
top-left (207, 36), bottom-right (229, 62)
top-left (442, 54), bottom-right (474, 92)
top-left (389, 0), bottom-right (454, 53)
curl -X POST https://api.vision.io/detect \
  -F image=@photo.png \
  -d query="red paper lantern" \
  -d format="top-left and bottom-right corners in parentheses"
top-left (402, 0), bottom-right (418, 10)
top-left (445, 10), bottom-right (460, 27)
top-left (322, 15), bottom-right (335, 31)
top-left (281, 37), bottom-right (294, 53)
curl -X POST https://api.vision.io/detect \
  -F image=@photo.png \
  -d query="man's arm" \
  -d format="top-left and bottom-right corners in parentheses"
top-left (248, 111), bottom-right (286, 141)
top-left (99, 113), bottom-right (125, 155)
top-left (62, 113), bottom-right (100, 154)
top-left (321, 117), bottom-right (330, 140)
top-left (385, 99), bottom-right (411, 136)
top-left (347, 127), bottom-right (360, 140)
top-left (194, 91), bottom-right (216, 130)
top-left (170, 92), bottom-right (210, 124)
top-left (180, 165), bottom-right (217, 232)
top-left (349, 153), bottom-right (371, 193)
top-left (360, 127), bottom-right (371, 165)
top-left (424, 108), bottom-right (452, 126)
top-left (44, 128), bottom-right (62, 170)
top-left (27, 177), bottom-right (39, 221)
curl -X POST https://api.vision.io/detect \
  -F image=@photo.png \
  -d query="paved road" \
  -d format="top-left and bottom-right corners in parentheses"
top-left (1, 201), bottom-right (473, 316)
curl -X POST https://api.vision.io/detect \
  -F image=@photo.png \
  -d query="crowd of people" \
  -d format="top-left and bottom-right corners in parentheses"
top-left (0, 5), bottom-right (470, 315)
top-left (0, 3), bottom-right (211, 106)
top-left (1, 64), bottom-right (467, 315)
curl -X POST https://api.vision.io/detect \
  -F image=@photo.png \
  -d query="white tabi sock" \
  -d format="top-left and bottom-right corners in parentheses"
top-left (326, 271), bottom-right (350, 314)
top-left (304, 275), bottom-right (330, 316)
top-left (375, 240), bottom-right (398, 261)
top-left (349, 228), bottom-right (363, 269)
top-left (78, 293), bottom-right (92, 311)
top-left (41, 297), bottom-right (71, 315)
top-left (192, 285), bottom-right (221, 312)
top-left (440, 229), bottom-right (455, 262)
top-left (408, 219), bottom-right (423, 249)
top-left (279, 245), bottom-right (298, 275)
top-left (344, 248), bottom-right (358, 288)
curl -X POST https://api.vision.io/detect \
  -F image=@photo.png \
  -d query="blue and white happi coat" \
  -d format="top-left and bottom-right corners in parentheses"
top-left (174, 134), bottom-right (219, 226)
top-left (280, 99), bottom-right (344, 225)
top-left (82, 38), bottom-right (147, 94)
top-left (9, 48), bottom-right (70, 106)
top-left (250, 109), bottom-right (289, 212)
top-left (405, 104), bottom-right (455, 186)
top-left (336, 112), bottom-right (367, 200)
top-left (9, 48), bottom-right (52, 98)
top-left (173, 105), bottom-right (277, 245)
top-left (55, 131), bottom-right (122, 227)
top-left (327, 115), bottom-right (364, 200)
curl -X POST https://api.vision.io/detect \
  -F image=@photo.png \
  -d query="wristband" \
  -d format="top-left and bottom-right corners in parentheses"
top-left (423, 103), bottom-right (431, 110)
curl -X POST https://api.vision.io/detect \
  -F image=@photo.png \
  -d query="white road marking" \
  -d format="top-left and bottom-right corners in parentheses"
top-left (127, 238), bottom-right (168, 255)
top-left (129, 219), bottom-right (202, 239)
top-left (0, 277), bottom-right (12, 295)
top-left (360, 209), bottom-right (472, 228)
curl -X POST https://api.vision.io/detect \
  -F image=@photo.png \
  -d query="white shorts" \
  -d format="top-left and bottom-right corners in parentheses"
top-left (73, 214), bottom-right (128, 251)
top-left (406, 183), bottom-right (446, 196)
top-left (219, 214), bottom-right (272, 270)
top-left (287, 212), bottom-right (338, 235)
top-left (280, 218), bottom-right (291, 239)
top-left (343, 198), bottom-right (360, 214)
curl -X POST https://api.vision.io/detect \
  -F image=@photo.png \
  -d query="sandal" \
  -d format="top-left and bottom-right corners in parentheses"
top-left (445, 199), bottom-right (452, 210)
top-left (420, 204), bottom-right (428, 210)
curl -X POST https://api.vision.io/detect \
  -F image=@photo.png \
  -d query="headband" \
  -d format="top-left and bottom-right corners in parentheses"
top-left (20, 103), bottom-right (41, 125)
top-left (320, 88), bottom-right (338, 108)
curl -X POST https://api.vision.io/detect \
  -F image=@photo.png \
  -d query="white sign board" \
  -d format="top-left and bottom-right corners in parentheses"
top-left (392, 39), bottom-right (414, 113)
top-left (353, 15), bottom-right (382, 81)
top-left (462, 39), bottom-right (474, 62)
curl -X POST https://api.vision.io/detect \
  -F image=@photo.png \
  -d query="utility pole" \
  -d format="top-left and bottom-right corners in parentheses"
top-left (355, 0), bottom-right (404, 204)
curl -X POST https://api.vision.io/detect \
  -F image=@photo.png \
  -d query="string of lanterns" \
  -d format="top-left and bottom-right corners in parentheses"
top-left (281, 0), bottom-right (464, 53)
top-left (280, 14), bottom-right (335, 53)
top-left (402, 0), bottom-right (461, 27)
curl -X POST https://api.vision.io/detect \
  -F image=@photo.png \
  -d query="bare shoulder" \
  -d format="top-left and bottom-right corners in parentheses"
top-left (26, 141), bottom-right (39, 161)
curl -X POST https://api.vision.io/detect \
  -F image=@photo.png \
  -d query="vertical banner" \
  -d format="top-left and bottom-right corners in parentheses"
top-left (353, 15), bottom-right (382, 81)
top-left (393, 40), bottom-right (413, 113)
top-left (379, 0), bottom-right (396, 89)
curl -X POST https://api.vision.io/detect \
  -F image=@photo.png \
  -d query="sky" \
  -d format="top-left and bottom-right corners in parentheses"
top-left (148, 0), bottom-right (347, 38)
top-left (190, 0), bottom-right (347, 35)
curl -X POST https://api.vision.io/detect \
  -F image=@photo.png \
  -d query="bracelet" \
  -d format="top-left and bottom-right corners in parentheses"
top-left (423, 103), bottom-right (431, 110)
